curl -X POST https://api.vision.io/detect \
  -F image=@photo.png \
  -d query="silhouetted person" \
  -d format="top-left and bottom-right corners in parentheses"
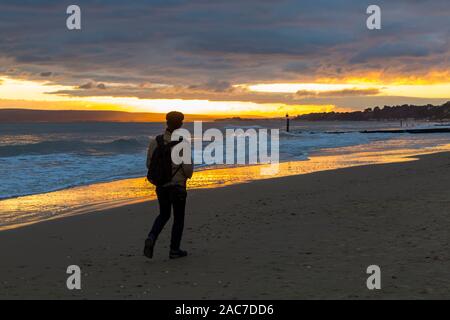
top-left (144, 111), bottom-right (193, 259)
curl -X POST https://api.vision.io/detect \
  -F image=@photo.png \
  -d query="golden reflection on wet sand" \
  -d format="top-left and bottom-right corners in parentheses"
top-left (1, 143), bottom-right (449, 231)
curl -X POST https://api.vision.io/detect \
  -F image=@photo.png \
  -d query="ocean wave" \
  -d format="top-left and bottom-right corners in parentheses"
top-left (0, 138), bottom-right (148, 157)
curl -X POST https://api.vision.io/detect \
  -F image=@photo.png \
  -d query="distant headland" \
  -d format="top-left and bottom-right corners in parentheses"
top-left (296, 101), bottom-right (450, 121)
top-left (0, 109), bottom-right (218, 123)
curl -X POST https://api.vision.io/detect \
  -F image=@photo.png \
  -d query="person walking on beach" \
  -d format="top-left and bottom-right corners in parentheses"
top-left (143, 111), bottom-right (193, 260)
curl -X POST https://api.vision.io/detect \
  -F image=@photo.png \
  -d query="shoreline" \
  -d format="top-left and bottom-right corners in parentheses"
top-left (1, 151), bottom-right (449, 299)
top-left (2, 143), bottom-right (450, 232)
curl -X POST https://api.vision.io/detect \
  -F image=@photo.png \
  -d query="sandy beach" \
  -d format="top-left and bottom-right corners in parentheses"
top-left (1, 152), bottom-right (449, 299)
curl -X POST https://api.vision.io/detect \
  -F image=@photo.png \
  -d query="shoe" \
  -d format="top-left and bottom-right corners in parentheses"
top-left (143, 237), bottom-right (155, 259)
top-left (169, 249), bottom-right (188, 259)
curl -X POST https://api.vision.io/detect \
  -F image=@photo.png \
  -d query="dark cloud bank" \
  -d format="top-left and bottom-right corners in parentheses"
top-left (0, 0), bottom-right (449, 109)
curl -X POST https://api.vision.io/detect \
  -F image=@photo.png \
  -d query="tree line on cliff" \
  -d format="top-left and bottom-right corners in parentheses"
top-left (296, 101), bottom-right (450, 121)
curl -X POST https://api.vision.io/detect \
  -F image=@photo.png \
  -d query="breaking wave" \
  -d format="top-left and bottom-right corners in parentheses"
top-left (0, 138), bottom-right (148, 157)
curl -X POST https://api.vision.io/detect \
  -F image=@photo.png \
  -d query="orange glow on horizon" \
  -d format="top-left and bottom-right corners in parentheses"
top-left (1, 74), bottom-right (449, 117)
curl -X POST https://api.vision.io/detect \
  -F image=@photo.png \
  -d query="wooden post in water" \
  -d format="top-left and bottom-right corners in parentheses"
top-left (286, 113), bottom-right (290, 132)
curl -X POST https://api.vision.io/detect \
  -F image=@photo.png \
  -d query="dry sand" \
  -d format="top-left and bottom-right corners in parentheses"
top-left (1, 152), bottom-right (449, 299)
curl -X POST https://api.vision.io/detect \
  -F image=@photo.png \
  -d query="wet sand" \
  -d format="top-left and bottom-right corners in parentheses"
top-left (1, 152), bottom-right (449, 299)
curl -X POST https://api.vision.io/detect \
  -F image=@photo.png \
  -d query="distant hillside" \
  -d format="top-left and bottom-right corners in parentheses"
top-left (214, 116), bottom-right (258, 122)
top-left (0, 109), bottom-right (219, 123)
top-left (296, 101), bottom-right (450, 121)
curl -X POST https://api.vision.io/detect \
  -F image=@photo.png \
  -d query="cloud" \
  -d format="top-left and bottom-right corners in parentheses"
top-left (283, 62), bottom-right (316, 74)
top-left (78, 82), bottom-right (94, 89)
top-left (350, 41), bottom-right (448, 64)
top-left (78, 82), bottom-right (107, 90)
top-left (296, 88), bottom-right (381, 98)
top-left (0, 0), bottom-right (449, 106)
top-left (188, 81), bottom-right (233, 92)
top-left (49, 82), bottom-right (383, 106)
top-left (48, 80), bottom-right (450, 113)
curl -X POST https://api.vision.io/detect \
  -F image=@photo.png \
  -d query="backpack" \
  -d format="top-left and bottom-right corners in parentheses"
top-left (147, 135), bottom-right (182, 186)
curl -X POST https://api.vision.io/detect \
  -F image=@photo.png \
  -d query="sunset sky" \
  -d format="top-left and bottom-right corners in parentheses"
top-left (0, 0), bottom-right (449, 117)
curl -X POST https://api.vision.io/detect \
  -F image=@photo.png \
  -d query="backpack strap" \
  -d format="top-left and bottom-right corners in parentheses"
top-left (156, 134), bottom-right (165, 147)
top-left (156, 135), bottom-right (182, 148)
top-left (169, 137), bottom-right (184, 179)
top-left (171, 164), bottom-right (183, 179)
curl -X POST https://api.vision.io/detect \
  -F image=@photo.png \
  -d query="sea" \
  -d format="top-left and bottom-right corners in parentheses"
top-left (0, 119), bottom-right (449, 230)
top-left (1, 120), bottom-right (450, 200)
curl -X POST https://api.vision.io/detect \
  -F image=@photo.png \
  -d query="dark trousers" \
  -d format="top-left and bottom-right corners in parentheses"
top-left (148, 185), bottom-right (187, 250)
